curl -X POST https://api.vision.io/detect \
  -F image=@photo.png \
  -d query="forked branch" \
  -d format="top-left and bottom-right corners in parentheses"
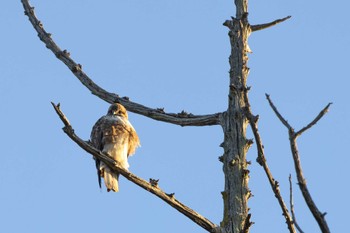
top-left (51, 102), bottom-right (218, 232)
top-left (242, 89), bottom-right (296, 233)
top-left (266, 94), bottom-right (331, 233)
top-left (22, 0), bottom-right (221, 127)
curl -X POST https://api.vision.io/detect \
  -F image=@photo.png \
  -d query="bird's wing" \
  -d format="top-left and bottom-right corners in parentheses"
top-left (90, 116), bottom-right (107, 189)
top-left (127, 122), bottom-right (140, 156)
top-left (90, 116), bottom-right (106, 151)
top-left (110, 117), bottom-right (140, 156)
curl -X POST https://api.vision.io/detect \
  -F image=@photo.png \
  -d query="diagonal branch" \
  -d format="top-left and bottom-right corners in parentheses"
top-left (289, 175), bottom-right (305, 233)
top-left (267, 95), bottom-right (331, 233)
top-left (266, 94), bottom-right (292, 129)
top-left (242, 89), bottom-right (296, 233)
top-left (22, 0), bottom-right (221, 127)
top-left (51, 102), bottom-right (218, 232)
top-left (295, 103), bottom-right (332, 138)
top-left (251, 16), bottom-right (291, 32)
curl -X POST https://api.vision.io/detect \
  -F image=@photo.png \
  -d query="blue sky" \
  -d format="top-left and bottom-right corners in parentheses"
top-left (1, 0), bottom-right (349, 232)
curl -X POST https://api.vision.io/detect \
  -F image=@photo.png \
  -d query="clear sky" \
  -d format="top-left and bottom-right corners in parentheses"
top-left (1, 0), bottom-right (349, 232)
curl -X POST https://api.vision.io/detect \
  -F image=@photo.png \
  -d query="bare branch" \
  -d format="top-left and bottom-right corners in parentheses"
top-left (289, 175), bottom-right (305, 233)
top-left (295, 103), bottom-right (332, 138)
top-left (251, 16), bottom-right (291, 32)
top-left (266, 96), bottom-right (331, 233)
top-left (243, 90), bottom-right (296, 233)
top-left (22, 0), bottom-right (221, 127)
top-left (289, 131), bottom-right (330, 233)
top-left (266, 94), bottom-right (292, 129)
top-left (51, 102), bottom-right (218, 232)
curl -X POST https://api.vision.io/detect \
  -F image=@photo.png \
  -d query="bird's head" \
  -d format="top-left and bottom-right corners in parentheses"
top-left (107, 103), bottom-right (128, 119)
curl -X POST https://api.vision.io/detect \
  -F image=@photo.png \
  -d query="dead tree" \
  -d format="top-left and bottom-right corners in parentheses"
top-left (22, 0), bottom-right (331, 232)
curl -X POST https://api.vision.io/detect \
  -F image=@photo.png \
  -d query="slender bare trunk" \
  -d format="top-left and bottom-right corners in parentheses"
top-left (220, 1), bottom-right (252, 233)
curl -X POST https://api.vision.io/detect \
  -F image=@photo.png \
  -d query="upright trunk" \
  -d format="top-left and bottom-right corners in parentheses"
top-left (220, 1), bottom-right (252, 232)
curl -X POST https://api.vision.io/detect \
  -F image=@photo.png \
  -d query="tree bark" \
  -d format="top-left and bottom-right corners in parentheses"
top-left (220, 1), bottom-right (252, 232)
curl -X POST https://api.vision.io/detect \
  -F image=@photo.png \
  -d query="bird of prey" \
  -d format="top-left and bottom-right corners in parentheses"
top-left (90, 103), bottom-right (140, 192)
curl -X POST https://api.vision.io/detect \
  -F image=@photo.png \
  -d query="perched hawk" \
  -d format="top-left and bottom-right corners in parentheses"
top-left (90, 103), bottom-right (140, 192)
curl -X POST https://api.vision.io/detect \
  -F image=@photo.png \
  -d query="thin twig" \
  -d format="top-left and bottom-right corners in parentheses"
top-left (51, 102), bottom-right (218, 232)
top-left (251, 16), bottom-right (291, 32)
top-left (295, 103), bottom-right (332, 138)
top-left (243, 90), bottom-right (296, 233)
top-left (266, 94), bottom-right (292, 129)
top-left (267, 95), bottom-right (331, 233)
top-left (22, 0), bottom-right (221, 127)
top-left (289, 175), bottom-right (305, 233)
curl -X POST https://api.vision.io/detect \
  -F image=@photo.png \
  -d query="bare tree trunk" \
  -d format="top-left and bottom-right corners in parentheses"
top-left (220, 1), bottom-right (252, 232)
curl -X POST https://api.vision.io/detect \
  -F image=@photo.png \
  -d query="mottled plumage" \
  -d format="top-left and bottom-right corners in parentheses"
top-left (90, 103), bottom-right (140, 192)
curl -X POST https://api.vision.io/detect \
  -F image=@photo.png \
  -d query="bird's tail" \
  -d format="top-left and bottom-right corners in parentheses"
top-left (100, 162), bottom-right (120, 192)
top-left (95, 158), bottom-right (102, 189)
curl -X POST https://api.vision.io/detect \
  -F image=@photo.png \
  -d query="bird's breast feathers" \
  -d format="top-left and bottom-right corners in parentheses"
top-left (103, 141), bottom-right (129, 169)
